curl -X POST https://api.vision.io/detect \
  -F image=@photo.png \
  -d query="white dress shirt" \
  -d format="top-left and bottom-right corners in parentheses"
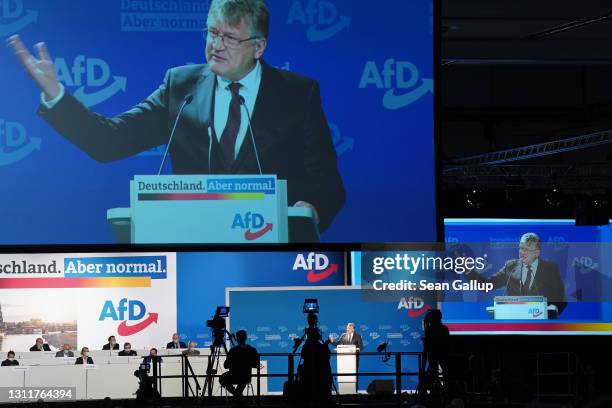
top-left (40, 83), bottom-right (65, 109)
top-left (214, 60), bottom-right (262, 159)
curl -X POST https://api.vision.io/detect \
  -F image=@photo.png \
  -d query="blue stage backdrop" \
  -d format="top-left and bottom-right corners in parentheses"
top-left (176, 251), bottom-right (346, 346)
top-left (228, 287), bottom-right (434, 392)
top-left (0, 0), bottom-right (435, 243)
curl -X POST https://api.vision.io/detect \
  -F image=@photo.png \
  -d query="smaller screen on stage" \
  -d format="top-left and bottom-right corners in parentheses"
top-left (352, 220), bottom-right (612, 335)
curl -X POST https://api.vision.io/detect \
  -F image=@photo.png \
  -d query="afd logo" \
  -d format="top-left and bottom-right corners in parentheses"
top-left (572, 256), bottom-right (599, 274)
top-left (287, 0), bottom-right (350, 42)
top-left (54, 56), bottom-right (127, 107)
top-left (232, 212), bottom-right (273, 240)
top-left (293, 252), bottom-right (339, 283)
top-left (0, 119), bottom-right (40, 166)
top-left (359, 59), bottom-right (433, 110)
top-left (0, 0), bottom-right (37, 36)
top-left (99, 298), bottom-right (159, 336)
top-left (547, 236), bottom-right (568, 251)
top-left (329, 123), bottom-right (353, 157)
top-left (397, 296), bottom-right (431, 318)
top-left (529, 308), bottom-right (543, 318)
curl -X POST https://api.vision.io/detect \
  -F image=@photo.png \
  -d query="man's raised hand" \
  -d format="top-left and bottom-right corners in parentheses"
top-left (7, 35), bottom-right (61, 101)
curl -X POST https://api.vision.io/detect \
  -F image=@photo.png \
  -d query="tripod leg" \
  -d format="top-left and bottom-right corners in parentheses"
top-left (199, 345), bottom-right (220, 406)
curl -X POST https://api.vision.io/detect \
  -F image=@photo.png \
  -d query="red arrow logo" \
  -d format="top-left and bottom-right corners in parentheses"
top-left (407, 304), bottom-right (431, 318)
top-left (307, 264), bottom-right (339, 283)
top-left (117, 312), bottom-right (159, 336)
top-left (244, 223), bottom-right (273, 240)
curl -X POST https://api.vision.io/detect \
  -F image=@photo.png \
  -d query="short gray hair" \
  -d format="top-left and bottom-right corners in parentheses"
top-left (207, 0), bottom-right (270, 38)
top-left (520, 232), bottom-right (541, 249)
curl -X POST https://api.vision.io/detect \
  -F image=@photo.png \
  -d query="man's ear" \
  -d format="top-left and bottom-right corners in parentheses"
top-left (254, 38), bottom-right (267, 59)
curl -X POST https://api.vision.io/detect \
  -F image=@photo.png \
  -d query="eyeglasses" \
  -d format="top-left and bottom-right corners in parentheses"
top-left (204, 28), bottom-right (259, 49)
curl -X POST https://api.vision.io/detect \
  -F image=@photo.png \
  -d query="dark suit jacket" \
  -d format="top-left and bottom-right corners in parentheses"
top-left (102, 343), bottom-right (119, 350)
top-left (1, 359), bottom-right (19, 366)
top-left (143, 355), bottom-right (163, 365)
top-left (468, 258), bottom-right (566, 313)
top-left (224, 344), bottom-right (259, 384)
top-left (55, 350), bottom-right (74, 357)
top-left (29, 344), bottom-right (51, 351)
top-left (166, 341), bottom-right (187, 349)
top-left (38, 61), bottom-right (345, 231)
top-left (331, 332), bottom-right (364, 351)
top-left (118, 350), bottom-right (137, 356)
top-left (75, 356), bottom-right (94, 364)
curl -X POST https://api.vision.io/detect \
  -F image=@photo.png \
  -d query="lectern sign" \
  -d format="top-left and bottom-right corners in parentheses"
top-left (131, 175), bottom-right (286, 243)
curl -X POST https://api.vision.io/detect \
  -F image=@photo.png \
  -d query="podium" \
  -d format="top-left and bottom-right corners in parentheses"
top-left (336, 345), bottom-right (357, 394)
top-left (106, 175), bottom-right (320, 243)
top-left (486, 296), bottom-right (558, 320)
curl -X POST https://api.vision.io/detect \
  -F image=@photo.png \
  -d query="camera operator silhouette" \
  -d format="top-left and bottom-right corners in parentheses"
top-left (298, 313), bottom-right (333, 407)
top-left (417, 308), bottom-right (451, 400)
top-left (219, 329), bottom-right (260, 400)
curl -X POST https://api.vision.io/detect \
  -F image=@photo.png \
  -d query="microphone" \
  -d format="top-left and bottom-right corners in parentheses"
top-left (157, 94), bottom-right (193, 175)
top-left (208, 126), bottom-right (213, 174)
top-left (376, 342), bottom-right (389, 353)
top-left (239, 95), bottom-right (263, 175)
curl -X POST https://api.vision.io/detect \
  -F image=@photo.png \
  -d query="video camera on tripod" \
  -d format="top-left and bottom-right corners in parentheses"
top-left (200, 306), bottom-right (234, 404)
top-left (292, 298), bottom-right (325, 353)
top-left (133, 362), bottom-right (159, 401)
top-left (206, 306), bottom-right (231, 346)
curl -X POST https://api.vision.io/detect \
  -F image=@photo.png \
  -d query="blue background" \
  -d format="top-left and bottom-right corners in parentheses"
top-left (0, 0), bottom-right (435, 243)
top-left (176, 251), bottom-right (346, 345)
top-left (228, 288), bottom-right (432, 392)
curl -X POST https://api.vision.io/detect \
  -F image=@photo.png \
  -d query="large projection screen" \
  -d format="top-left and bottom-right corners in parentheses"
top-left (1, 0), bottom-right (438, 244)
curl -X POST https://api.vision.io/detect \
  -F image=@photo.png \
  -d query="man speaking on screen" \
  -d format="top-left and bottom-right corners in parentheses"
top-left (465, 233), bottom-right (567, 314)
top-left (7, 0), bottom-right (345, 232)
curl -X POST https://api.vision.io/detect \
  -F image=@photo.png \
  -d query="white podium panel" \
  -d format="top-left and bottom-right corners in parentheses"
top-left (491, 296), bottom-right (549, 320)
top-left (86, 362), bottom-right (141, 399)
top-left (157, 359), bottom-right (183, 397)
top-left (0, 366), bottom-right (26, 388)
top-left (336, 345), bottom-right (357, 394)
top-left (0, 352), bottom-right (268, 400)
top-left (0, 366), bottom-right (27, 403)
top-left (131, 175), bottom-right (288, 244)
top-left (25, 365), bottom-right (87, 400)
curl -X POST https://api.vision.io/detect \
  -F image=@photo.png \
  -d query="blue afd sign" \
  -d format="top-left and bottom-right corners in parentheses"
top-left (286, 0), bottom-right (350, 42)
top-left (0, 0), bottom-right (38, 36)
top-left (359, 59), bottom-right (433, 110)
top-left (99, 298), bottom-right (146, 321)
top-left (0, 118), bottom-right (40, 166)
top-left (54, 55), bottom-right (127, 107)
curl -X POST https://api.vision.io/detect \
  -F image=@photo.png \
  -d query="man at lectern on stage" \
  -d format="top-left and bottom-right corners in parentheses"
top-left (329, 322), bottom-right (364, 352)
top-left (7, 0), bottom-right (345, 232)
top-left (329, 322), bottom-right (363, 390)
top-left (465, 232), bottom-right (567, 314)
